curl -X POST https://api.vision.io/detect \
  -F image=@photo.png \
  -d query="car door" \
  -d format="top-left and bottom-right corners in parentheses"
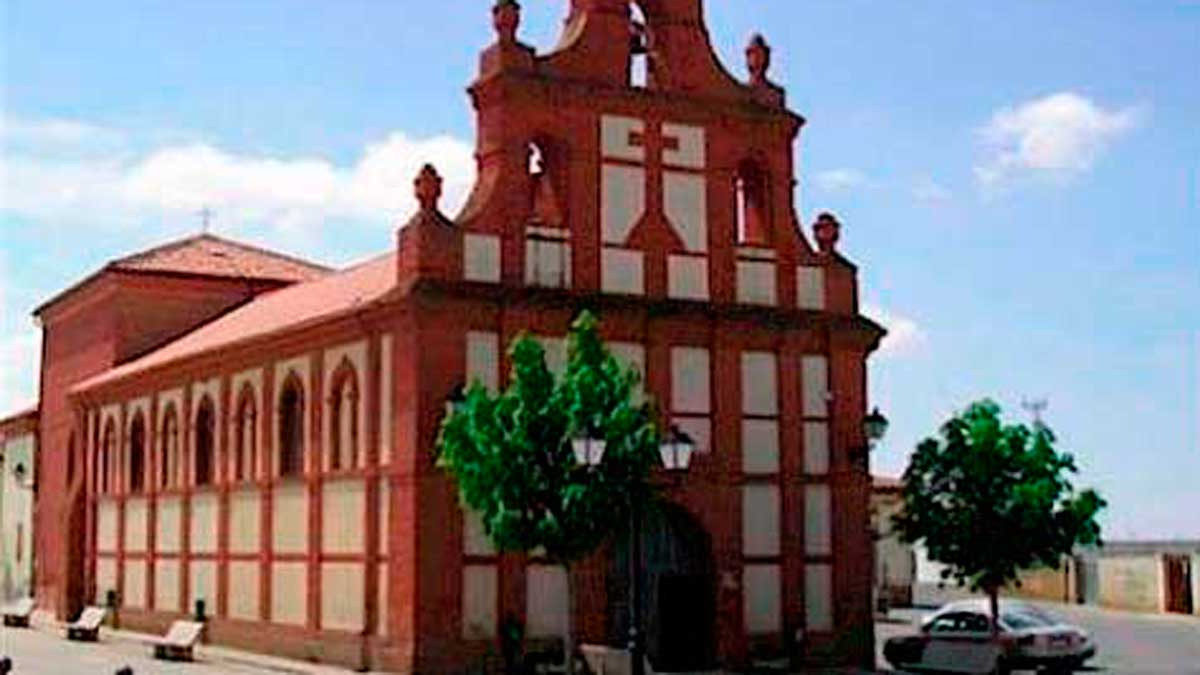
top-left (922, 611), bottom-right (1000, 674)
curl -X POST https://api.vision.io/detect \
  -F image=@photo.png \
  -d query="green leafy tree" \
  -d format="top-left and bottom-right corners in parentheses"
top-left (437, 311), bottom-right (662, 672)
top-left (893, 399), bottom-right (1106, 632)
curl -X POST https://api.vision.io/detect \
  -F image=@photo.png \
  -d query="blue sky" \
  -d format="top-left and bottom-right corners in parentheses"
top-left (2, 2), bottom-right (1197, 539)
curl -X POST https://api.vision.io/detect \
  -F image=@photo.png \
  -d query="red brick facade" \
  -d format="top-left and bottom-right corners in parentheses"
top-left (34, 2), bottom-right (885, 672)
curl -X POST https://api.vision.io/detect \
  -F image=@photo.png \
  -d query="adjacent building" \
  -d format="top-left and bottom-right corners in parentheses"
top-left (0, 407), bottom-right (38, 601)
top-left (31, 1), bottom-right (886, 671)
top-left (871, 476), bottom-right (915, 609)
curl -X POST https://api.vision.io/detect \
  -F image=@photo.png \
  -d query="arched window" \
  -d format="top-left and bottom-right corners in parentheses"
top-left (735, 160), bottom-right (771, 246)
top-left (129, 413), bottom-right (147, 493)
top-left (100, 420), bottom-right (117, 494)
top-left (630, 4), bottom-right (649, 88)
top-left (278, 375), bottom-right (306, 478)
top-left (160, 405), bottom-right (180, 490)
top-left (234, 385), bottom-right (258, 482)
top-left (194, 397), bottom-right (216, 487)
top-left (328, 361), bottom-right (360, 472)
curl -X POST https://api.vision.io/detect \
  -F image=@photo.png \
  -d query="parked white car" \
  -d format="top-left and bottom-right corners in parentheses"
top-left (884, 599), bottom-right (1096, 674)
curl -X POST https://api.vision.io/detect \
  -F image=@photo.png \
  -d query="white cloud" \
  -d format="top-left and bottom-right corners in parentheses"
top-left (912, 175), bottom-right (952, 204)
top-left (812, 168), bottom-right (868, 193)
top-left (0, 267), bottom-right (41, 416)
top-left (1, 117), bottom-right (476, 238)
top-left (974, 92), bottom-right (1142, 189)
top-left (0, 116), bottom-right (122, 147)
top-left (864, 305), bottom-right (927, 360)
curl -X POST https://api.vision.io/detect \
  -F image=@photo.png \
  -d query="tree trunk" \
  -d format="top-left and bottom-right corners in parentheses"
top-left (565, 564), bottom-right (578, 675)
top-left (987, 585), bottom-right (1000, 638)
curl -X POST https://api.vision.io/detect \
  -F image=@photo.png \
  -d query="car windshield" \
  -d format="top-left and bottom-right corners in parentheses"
top-left (1002, 611), bottom-right (1052, 630)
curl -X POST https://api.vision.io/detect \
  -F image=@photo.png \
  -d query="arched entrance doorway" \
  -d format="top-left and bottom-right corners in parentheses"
top-left (609, 502), bottom-right (717, 672)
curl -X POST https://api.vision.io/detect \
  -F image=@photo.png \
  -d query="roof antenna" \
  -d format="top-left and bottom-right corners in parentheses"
top-left (196, 206), bottom-right (216, 235)
top-left (1021, 397), bottom-right (1048, 425)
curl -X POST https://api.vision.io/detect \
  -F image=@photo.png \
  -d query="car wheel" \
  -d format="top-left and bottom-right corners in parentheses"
top-left (992, 657), bottom-right (1012, 675)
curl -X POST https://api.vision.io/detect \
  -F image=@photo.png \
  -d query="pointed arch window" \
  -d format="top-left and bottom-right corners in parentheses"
top-left (278, 375), bottom-right (306, 479)
top-left (328, 361), bottom-right (361, 472)
top-left (630, 4), bottom-right (650, 88)
top-left (194, 397), bottom-right (216, 487)
top-left (735, 160), bottom-right (771, 246)
top-left (100, 419), bottom-right (117, 495)
top-left (234, 385), bottom-right (258, 483)
top-left (129, 413), bottom-right (147, 493)
top-left (525, 138), bottom-right (571, 289)
top-left (160, 405), bottom-right (180, 490)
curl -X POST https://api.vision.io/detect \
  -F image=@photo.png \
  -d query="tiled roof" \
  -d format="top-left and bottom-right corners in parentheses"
top-left (873, 475), bottom-right (904, 491)
top-left (110, 233), bottom-right (331, 282)
top-left (75, 252), bottom-right (398, 393)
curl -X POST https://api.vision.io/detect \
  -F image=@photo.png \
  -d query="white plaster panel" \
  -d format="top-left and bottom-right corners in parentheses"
top-left (378, 478), bottom-right (390, 556)
top-left (668, 255), bottom-right (709, 301)
top-left (155, 559), bottom-right (180, 612)
top-left (123, 560), bottom-right (147, 609)
top-left (802, 356), bottom-right (830, 418)
top-left (743, 485), bottom-right (781, 557)
top-left (190, 560), bottom-right (217, 610)
top-left (463, 565), bottom-right (499, 639)
top-left (805, 564), bottom-right (834, 632)
top-left (156, 497), bottom-right (182, 553)
top-left (95, 558), bottom-right (117, 603)
top-left (231, 368), bottom-right (264, 478)
top-left (662, 123), bottom-right (705, 169)
top-left (609, 342), bottom-right (646, 382)
top-left (744, 564), bottom-right (782, 634)
top-left (741, 352), bottom-right (779, 416)
top-left (324, 340), bottom-right (369, 468)
top-left (190, 493), bottom-right (219, 554)
top-left (601, 165), bottom-right (646, 244)
top-left (664, 171), bottom-right (707, 252)
top-left (271, 562), bottom-right (308, 626)
top-left (191, 376), bottom-right (222, 425)
top-left (742, 419), bottom-right (780, 475)
top-left (463, 507), bottom-right (496, 557)
top-left (273, 484), bottom-right (309, 554)
top-left (229, 490), bottom-right (261, 554)
top-left (380, 334), bottom-right (394, 466)
top-left (322, 480), bottom-right (365, 554)
top-left (377, 564), bottom-right (388, 636)
top-left (806, 484), bottom-right (833, 556)
top-left (673, 417), bottom-right (711, 456)
top-left (464, 233), bottom-right (502, 283)
top-left (525, 238), bottom-right (572, 288)
top-left (671, 347), bottom-right (711, 414)
top-left (804, 422), bottom-right (830, 475)
top-left (797, 266), bottom-right (826, 310)
top-left (274, 356), bottom-right (312, 475)
top-left (157, 389), bottom-right (184, 421)
top-left (536, 336), bottom-right (568, 378)
top-left (601, 248), bottom-right (644, 295)
top-left (321, 563), bottom-right (365, 632)
top-left (466, 332), bottom-right (500, 392)
top-left (228, 561), bottom-right (260, 621)
top-left (737, 260), bottom-right (777, 306)
top-left (97, 500), bottom-right (118, 553)
top-left (126, 397), bottom-right (151, 434)
top-left (526, 565), bottom-right (569, 639)
top-left (125, 497), bottom-right (148, 553)
top-left (601, 115), bottom-right (645, 162)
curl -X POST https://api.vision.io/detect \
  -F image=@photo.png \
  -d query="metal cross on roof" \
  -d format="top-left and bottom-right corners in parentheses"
top-left (196, 206), bottom-right (216, 234)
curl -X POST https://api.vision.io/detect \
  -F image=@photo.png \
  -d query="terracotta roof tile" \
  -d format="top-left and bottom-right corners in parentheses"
top-left (75, 252), bottom-right (397, 393)
top-left (873, 475), bottom-right (904, 491)
top-left (111, 233), bottom-right (331, 282)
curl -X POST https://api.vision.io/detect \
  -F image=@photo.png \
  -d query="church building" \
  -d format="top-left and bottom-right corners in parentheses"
top-left (31, 1), bottom-right (885, 671)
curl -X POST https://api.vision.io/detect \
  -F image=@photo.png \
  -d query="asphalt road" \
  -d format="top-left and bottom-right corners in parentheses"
top-left (876, 601), bottom-right (1200, 675)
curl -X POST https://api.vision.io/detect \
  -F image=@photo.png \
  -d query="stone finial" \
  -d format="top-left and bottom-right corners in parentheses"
top-left (493, 0), bottom-right (521, 44)
top-left (414, 164), bottom-right (443, 213)
top-left (814, 212), bottom-right (841, 253)
top-left (746, 33), bottom-right (772, 85)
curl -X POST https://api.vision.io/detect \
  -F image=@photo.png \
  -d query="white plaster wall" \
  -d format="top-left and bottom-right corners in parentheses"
top-left (190, 493), bottom-right (219, 554)
top-left (272, 484), bottom-right (309, 554)
top-left (742, 419), bottom-right (779, 475)
top-left (463, 565), bottom-right (499, 639)
top-left (1096, 555), bottom-right (1164, 612)
top-left (803, 422), bottom-right (830, 475)
top-left (377, 564), bottom-right (388, 637)
top-left (737, 261), bottom-right (777, 306)
top-left (805, 564), bottom-right (834, 632)
top-left (95, 558), bottom-right (117, 603)
top-left (190, 560), bottom-right (217, 610)
top-left (464, 234), bottom-right (502, 283)
top-left (743, 564), bottom-right (781, 634)
top-left (609, 342), bottom-right (646, 381)
top-left (231, 368), bottom-right (264, 479)
top-left (126, 397), bottom-right (151, 434)
top-left (322, 480), bottom-right (365, 554)
top-left (673, 417), bottom-right (711, 456)
top-left (526, 565), bottom-right (569, 639)
top-left (601, 115), bottom-right (645, 162)
top-left (743, 485), bottom-right (781, 557)
top-left (157, 389), bottom-right (184, 422)
top-left (271, 562), bottom-right (307, 626)
top-left (155, 560), bottom-right (180, 612)
top-left (125, 497), bottom-right (148, 553)
top-left (123, 560), bottom-right (146, 609)
top-left (156, 497), bottom-right (182, 553)
top-left (601, 248), bottom-right (644, 295)
top-left (741, 352), bottom-right (778, 416)
top-left (664, 172), bottom-right (707, 252)
top-left (463, 508), bottom-right (496, 557)
top-left (668, 255), bottom-right (709, 301)
top-left (228, 561), bottom-right (260, 621)
top-left (526, 239), bottom-right (572, 289)
top-left (466, 332), bottom-right (500, 392)
top-left (229, 490), bottom-right (261, 554)
top-left (805, 485), bottom-right (833, 556)
top-left (671, 347), bottom-right (711, 414)
top-left (802, 356), bottom-right (830, 418)
top-left (380, 334), bottom-right (394, 466)
top-left (191, 377), bottom-right (222, 426)
top-left (378, 479), bottom-right (390, 556)
top-left (321, 563), bottom-right (365, 632)
top-left (536, 336), bottom-right (568, 377)
top-left (796, 266), bottom-right (826, 310)
top-left (324, 340), bottom-right (369, 469)
top-left (661, 123), bottom-right (705, 169)
top-left (601, 165), bottom-right (646, 244)
top-left (97, 500), bottom-right (118, 553)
